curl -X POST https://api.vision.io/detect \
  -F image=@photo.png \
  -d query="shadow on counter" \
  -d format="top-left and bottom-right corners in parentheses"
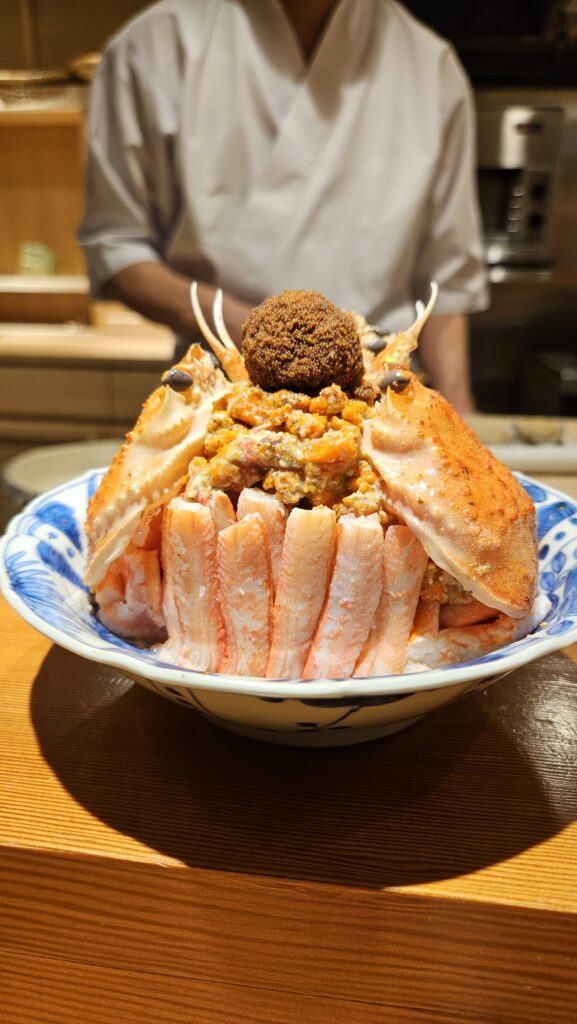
top-left (29, 644), bottom-right (577, 890)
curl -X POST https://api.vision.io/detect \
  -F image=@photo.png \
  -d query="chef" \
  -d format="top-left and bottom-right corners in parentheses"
top-left (78, 0), bottom-right (488, 412)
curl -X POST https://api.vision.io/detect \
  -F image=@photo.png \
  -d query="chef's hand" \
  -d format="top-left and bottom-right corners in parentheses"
top-left (418, 313), bottom-right (477, 415)
top-left (101, 262), bottom-right (253, 348)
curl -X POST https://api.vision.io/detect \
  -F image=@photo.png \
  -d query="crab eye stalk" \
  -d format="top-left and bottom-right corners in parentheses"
top-left (380, 370), bottom-right (411, 394)
top-left (162, 368), bottom-right (193, 392)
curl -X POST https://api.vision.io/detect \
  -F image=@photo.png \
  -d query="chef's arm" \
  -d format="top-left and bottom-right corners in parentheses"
top-left (418, 312), bottom-right (477, 415)
top-left (101, 262), bottom-right (253, 347)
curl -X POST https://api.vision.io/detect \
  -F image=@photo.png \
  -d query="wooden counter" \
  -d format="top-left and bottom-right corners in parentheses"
top-left (1, 474), bottom-right (577, 1023)
top-left (0, 323), bottom-right (174, 444)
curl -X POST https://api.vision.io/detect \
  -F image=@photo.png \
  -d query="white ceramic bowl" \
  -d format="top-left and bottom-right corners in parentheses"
top-left (1, 470), bottom-right (577, 746)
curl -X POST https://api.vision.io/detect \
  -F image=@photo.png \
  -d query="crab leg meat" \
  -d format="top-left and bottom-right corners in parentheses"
top-left (159, 498), bottom-right (224, 671)
top-left (183, 462), bottom-right (237, 534)
top-left (237, 487), bottom-right (288, 595)
top-left (411, 599), bottom-right (441, 641)
top-left (406, 596), bottom-right (549, 671)
top-left (97, 547), bottom-right (165, 643)
top-left (266, 507), bottom-right (337, 679)
top-left (217, 513), bottom-right (273, 676)
top-left (439, 599), bottom-right (497, 629)
top-left (302, 514), bottom-right (385, 679)
top-left (355, 525), bottom-right (428, 677)
top-left (208, 491), bottom-right (237, 534)
top-left (131, 506), bottom-right (164, 550)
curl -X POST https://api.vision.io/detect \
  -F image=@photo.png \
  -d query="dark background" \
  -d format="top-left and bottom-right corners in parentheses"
top-left (2, 1), bottom-right (576, 86)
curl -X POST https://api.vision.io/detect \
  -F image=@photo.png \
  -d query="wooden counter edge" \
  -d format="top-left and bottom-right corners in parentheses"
top-left (0, 946), bottom-right (524, 1019)
top-left (0, 949), bottom-right (484, 1024)
top-left (1, 844), bottom-right (576, 1024)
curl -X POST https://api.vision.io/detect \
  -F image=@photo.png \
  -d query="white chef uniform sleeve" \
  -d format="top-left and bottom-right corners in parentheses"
top-left (78, 42), bottom-right (166, 297)
top-left (412, 49), bottom-right (489, 315)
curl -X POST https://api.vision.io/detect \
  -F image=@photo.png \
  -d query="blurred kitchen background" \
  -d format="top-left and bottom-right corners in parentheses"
top-left (1, 0), bottom-right (577, 520)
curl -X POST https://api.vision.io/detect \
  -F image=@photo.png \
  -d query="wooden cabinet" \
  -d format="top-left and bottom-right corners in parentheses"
top-left (0, 96), bottom-right (90, 322)
top-left (0, 107), bottom-right (85, 276)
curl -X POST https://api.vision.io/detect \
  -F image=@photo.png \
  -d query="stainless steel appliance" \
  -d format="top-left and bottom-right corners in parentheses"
top-left (476, 103), bottom-right (564, 276)
top-left (469, 90), bottom-right (577, 414)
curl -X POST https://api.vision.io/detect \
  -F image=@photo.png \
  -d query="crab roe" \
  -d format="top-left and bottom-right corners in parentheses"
top-left (200, 382), bottom-right (391, 522)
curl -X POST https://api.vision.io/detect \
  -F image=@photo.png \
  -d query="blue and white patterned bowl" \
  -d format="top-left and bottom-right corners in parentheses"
top-left (1, 470), bottom-right (576, 746)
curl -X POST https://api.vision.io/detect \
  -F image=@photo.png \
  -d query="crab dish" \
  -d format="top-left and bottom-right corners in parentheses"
top-left (84, 283), bottom-right (541, 678)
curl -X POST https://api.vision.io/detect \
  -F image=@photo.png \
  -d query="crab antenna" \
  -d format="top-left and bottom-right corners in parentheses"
top-left (190, 281), bottom-right (249, 383)
top-left (373, 281), bottom-right (439, 374)
top-left (190, 281), bottom-right (228, 360)
top-left (212, 289), bottom-right (237, 352)
top-left (408, 281), bottom-right (439, 339)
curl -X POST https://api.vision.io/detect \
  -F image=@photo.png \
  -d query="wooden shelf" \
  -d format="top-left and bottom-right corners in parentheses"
top-left (0, 324), bottom-right (173, 368)
top-left (0, 108), bottom-right (86, 285)
top-left (0, 108), bottom-right (83, 127)
top-left (0, 274), bottom-right (88, 294)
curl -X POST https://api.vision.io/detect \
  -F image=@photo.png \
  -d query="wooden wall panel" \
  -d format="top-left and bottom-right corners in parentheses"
top-left (34, 0), bottom-right (151, 68)
top-left (0, 2), bottom-right (26, 70)
top-left (0, 366), bottom-right (113, 420)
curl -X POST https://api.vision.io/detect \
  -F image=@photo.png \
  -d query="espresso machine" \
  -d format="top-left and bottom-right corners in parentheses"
top-left (476, 103), bottom-right (564, 278)
top-left (471, 93), bottom-right (577, 414)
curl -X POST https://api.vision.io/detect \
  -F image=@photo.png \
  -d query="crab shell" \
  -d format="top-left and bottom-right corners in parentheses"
top-left (362, 371), bottom-right (537, 618)
top-left (85, 345), bottom-right (230, 588)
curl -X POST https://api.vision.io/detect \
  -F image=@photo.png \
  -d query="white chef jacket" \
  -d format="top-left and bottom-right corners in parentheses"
top-left (79, 0), bottom-right (489, 333)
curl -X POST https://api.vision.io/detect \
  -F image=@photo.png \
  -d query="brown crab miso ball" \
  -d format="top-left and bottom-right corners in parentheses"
top-left (241, 289), bottom-right (364, 394)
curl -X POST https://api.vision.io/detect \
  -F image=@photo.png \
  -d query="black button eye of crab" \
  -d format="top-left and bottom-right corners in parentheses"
top-left (380, 370), bottom-right (411, 393)
top-left (162, 368), bottom-right (193, 392)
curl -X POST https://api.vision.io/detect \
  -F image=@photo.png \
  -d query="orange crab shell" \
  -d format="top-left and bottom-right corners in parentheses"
top-left (363, 372), bottom-right (538, 618)
top-left (85, 345), bottom-right (230, 588)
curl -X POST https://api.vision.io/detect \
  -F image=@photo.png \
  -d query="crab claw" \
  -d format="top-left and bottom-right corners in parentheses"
top-left (362, 372), bottom-right (538, 618)
top-left (85, 345), bottom-right (230, 588)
